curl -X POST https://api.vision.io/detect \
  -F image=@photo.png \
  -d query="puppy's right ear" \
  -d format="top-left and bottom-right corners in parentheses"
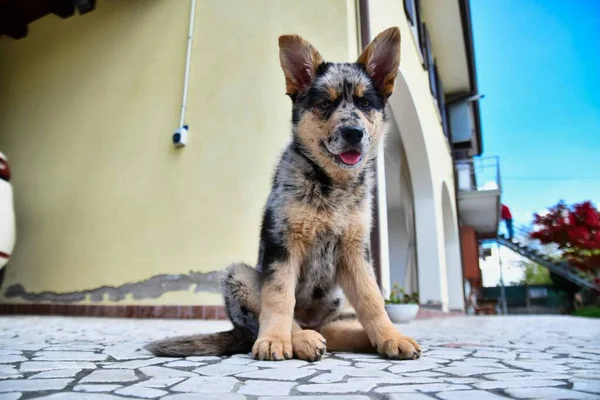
top-left (279, 35), bottom-right (324, 97)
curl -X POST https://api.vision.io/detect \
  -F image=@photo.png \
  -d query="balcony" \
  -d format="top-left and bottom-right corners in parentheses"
top-left (455, 156), bottom-right (501, 239)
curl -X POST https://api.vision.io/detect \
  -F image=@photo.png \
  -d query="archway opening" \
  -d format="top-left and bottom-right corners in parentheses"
top-left (442, 182), bottom-right (464, 310)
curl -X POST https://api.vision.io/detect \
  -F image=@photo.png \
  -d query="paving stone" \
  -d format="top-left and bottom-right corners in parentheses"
top-left (135, 377), bottom-right (185, 388)
top-left (115, 386), bottom-right (167, 398)
top-left (504, 360), bottom-right (569, 372)
top-left (333, 353), bottom-right (382, 360)
top-left (43, 345), bottom-right (101, 352)
top-left (194, 363), bottom-right (258, 376)
top-left (301, 358), bottom-right (352, 369)
top-left (80, 369), bottom-right (139, 383)
top-left (74, 384), bottom-right (123, 392)
top-left (424, 350), bottom-right (471, 360)
top-left (0, 366), bottom-right (20, 380)
top-left (238, 380), bottom-right (296, 396)
top-left (33, 351), bottom-right (108, 361)
top-left (386, 395), bottom-right (437, 400)
top-left (164, 360), bottom-right (204, 368)
top-left (504, 387), bottom-right (597, 399)
top-left (436, 390), bottom-right (508, 400)
top-left (31, 394), bottom-right (123, 399)
top-left (296, 380), bottom-right (375, 393)
top-left (402, 371), bottom-right (446, 378)
top-left (0, 356), bottom-right (26, 364)
top-left (572, 371), bottom-right (600, 380)
top-left (519, 352), bottom-right (557, 359)
top-left (220, 357), bottom-right (254, 365)
top-left (348, 377), bottom-right (440, 385)
top-left (440, 377), bottom-right (482, 384)
top-left (103, 346), bottom-right (153, 360)
top-left (355, 362), bottom-right (391, 369)
top-left (185, 356), bottom-right (222, 362)
top-left (308, 366), bottom-right (398, 383)
top-left (475, 379), bottom-right (566, 390)
top-left (138, 366), bottom-right (197, 378)
top-left (1, 315), bottom-right (599, 398)
top-left (472, 350), bottom-right (515, 360)
top-left (263, 397), bottom-right (371, 400)
top-left (30, 369), bottom-right (82, 378)
top-left (483, 371), bottom-right (571, 380)
top-left (102, 358), bottom-right (168, 369)
top-left (571, 352), bottom-right (600, 361)
top-left (1, 343), bottom-right (45, 351)
top-left (250, 359), bottom-right (309, 368)
top-left (387, 361), bottom-right (442, 374)
top-left (0, 379), bottom-right (72, 392)
top-left (572, 379), bottom-right (600, 394)
top-left (0, 351), bottom-right (21, 356)
top-left (236, 367), bottom-right (315, 381)
top-left (171, 377), bottom-right (238, 393)
top-left (435, 366), bottom-right (507, 376)
top-left (375, 383), bottom-right (470, 393)
top-left (162, 395), bottom-right (245, 400)
top-left (0, 394), bottom-right (22, 400)
top-left (19, 361), bottom-right (96, 372)
top-left (448, 360), bottom-right (508, 369)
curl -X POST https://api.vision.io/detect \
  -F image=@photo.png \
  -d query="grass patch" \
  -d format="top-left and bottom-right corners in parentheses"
top-left (573, 306), bottom-right (600, 318)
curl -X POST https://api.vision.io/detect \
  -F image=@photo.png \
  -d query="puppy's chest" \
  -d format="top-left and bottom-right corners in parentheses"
top-left (296, 233), bottom-right (340, 304)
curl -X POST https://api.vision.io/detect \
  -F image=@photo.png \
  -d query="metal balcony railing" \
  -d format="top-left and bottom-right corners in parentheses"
top-left (455, 156), bottom-right (501, 193)
top-left (498, 223), bottom-right (598, 290)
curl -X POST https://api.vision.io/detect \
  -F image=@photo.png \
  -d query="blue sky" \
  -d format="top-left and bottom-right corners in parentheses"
top-left (470, 0), bottom-right (600, 228)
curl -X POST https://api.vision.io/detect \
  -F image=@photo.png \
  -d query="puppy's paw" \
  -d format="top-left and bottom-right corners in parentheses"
top-left (252, 336), bottom-right (293, 361)
top-left (376, 330), bottom-right (421, 360)
top-left (292, 329), bottom-right (327, 362)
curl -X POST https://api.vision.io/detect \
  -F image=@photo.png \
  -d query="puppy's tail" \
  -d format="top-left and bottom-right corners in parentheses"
top-left (146, 327), bottom-right (255, 357)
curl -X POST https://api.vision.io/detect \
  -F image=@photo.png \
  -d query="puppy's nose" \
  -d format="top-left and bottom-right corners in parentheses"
top-left (340, 126), bottom-right (364, 145)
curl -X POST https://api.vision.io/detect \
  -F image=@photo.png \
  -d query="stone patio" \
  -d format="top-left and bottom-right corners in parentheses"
top-left (0, 315), bottom-right (599, 399)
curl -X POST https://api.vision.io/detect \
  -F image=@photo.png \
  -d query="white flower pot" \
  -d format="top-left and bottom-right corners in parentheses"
top-left (385, 304), bottom-right (419, 323)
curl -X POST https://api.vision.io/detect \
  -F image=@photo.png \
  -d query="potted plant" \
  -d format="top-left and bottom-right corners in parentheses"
top-left (385, 284), bottom-right (419, 323)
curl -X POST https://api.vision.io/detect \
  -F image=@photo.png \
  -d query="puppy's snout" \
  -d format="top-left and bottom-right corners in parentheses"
top-left (340, 126), bottom-right (364, 146)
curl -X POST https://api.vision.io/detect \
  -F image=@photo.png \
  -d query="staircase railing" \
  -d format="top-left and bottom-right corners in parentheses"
top-left (498, 223), bottom-right (598, 290)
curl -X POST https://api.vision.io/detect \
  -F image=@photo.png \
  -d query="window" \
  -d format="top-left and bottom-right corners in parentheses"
top-left (404, 0), bottom-right (426, 67)
top-left (404, 0), bottom-right (417, 26)
top-left (435, 65), bottom-right (450, 138)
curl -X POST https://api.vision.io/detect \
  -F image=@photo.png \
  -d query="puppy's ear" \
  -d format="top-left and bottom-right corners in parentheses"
top-left (279, 34), bottom-right (324, 97)
top-left (357, 27), bottom-right (401, 97)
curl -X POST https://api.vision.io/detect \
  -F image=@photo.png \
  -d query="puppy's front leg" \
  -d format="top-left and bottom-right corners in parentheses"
top-left (252, 259), bottom-right (299, 361)
top-left (338, 233), bottom-right (421, 360)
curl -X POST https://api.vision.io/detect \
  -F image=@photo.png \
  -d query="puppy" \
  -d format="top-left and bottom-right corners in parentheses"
top-left (148, 27), bottom-right (421, 362)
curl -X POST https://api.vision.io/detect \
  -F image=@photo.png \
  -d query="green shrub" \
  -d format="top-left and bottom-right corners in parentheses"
top-left (386, 283), bottom-right (419, 305)
top-left (573, 306), bottom-right (600, 318)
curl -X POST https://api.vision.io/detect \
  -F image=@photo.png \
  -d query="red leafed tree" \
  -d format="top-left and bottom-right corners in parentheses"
top-left (530, 201), bottom-right (600, 283)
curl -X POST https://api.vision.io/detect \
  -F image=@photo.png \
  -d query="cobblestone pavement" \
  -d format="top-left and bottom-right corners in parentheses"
top-left (0, 316), bottom-right (599, 399)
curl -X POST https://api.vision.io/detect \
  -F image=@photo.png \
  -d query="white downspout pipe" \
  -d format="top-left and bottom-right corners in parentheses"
top-left (179, 0), bottom-right (197, 128)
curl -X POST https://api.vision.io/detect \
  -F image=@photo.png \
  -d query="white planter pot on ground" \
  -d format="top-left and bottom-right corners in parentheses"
top-left (385, 304), bottom-right (419, 323)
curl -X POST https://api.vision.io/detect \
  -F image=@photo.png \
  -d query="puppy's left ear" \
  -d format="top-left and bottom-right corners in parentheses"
top-left (357, 27), bottom-right (401, 97)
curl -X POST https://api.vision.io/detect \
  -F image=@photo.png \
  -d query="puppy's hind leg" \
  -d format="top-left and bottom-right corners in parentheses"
top-left (147, 263), bottom-right (261, 357)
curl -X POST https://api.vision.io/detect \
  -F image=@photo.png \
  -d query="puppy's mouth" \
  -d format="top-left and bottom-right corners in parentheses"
top-left (338, 150), bottom-right (362, 166)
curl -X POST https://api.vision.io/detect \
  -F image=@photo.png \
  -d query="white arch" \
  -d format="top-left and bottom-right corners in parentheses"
top-left (386, 72), bottom-right (449, 309)
top-left (442, 181), bottom-right (465, 311)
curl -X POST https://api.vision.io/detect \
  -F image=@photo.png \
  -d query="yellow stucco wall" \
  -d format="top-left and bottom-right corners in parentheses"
top-left (0, 0), bottom-right (357, 305)
top-left (367, 0), bottom-right (462, 310)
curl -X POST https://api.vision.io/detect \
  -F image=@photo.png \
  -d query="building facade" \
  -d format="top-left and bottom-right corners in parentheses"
top-left (0, 0), bottom-right (497, 317)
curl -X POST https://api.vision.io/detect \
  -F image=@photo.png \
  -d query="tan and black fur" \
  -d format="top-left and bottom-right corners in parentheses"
top-left (147, 27), bottom-right (421, 362)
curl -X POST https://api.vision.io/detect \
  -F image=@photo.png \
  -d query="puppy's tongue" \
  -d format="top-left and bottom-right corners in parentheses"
top-left (339, 150), bottom-right (362, 165)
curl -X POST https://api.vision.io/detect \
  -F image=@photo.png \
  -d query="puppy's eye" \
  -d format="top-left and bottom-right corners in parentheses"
top-left (358, 98), bottom-right (371, 109)
top-left (317, 100), bottom-right (333, 111)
